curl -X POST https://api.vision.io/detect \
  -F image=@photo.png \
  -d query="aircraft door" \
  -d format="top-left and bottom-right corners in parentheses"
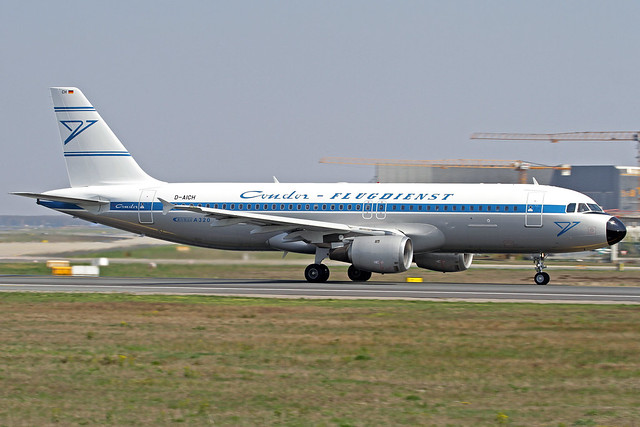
top-left (525, 192), bottom-right (544, 227)
top-left (363, 202), bottom-right (386, 220)
top-left (138, 190), bottom-right (156, 224)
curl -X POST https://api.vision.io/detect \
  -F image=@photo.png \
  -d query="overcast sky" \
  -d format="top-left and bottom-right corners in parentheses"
top-left (3, 1), bottom-right (640, 215)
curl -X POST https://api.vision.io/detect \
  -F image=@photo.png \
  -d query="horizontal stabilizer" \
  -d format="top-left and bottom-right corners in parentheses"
top-left (12, 192), bottom-right (109, 206)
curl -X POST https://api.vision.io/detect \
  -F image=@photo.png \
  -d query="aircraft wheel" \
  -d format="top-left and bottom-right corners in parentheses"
top-left (305, 264), bottom-right (329, 283)
top-left (347, 265), bottom-right (372, 282)
top-left (534, 272), bottom-right (550, 285)
top-left (321, 264), bottom-right (330, 280)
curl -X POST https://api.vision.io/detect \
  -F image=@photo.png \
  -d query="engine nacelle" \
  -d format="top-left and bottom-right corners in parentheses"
top-left (330, 235), bottom-right (413, 273)
top-left (414, 253), bottom-right (473, 273)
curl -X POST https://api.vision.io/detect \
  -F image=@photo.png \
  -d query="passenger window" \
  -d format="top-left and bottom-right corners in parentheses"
top-left (577, 203), bottom-right (589, 212)
top-left (566, 203), bottom-right (576, 213)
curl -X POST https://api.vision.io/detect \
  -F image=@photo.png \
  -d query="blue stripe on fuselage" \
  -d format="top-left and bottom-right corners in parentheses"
top-left (107, 201), bottom-right (567, 214)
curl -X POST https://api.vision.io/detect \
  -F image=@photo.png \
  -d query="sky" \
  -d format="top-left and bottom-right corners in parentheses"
top-left (3, 1), bottom-right (640, 215)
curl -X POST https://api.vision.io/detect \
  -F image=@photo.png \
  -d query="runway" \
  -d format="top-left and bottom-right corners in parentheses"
top-left (1, 276), bottom-right (639, 303)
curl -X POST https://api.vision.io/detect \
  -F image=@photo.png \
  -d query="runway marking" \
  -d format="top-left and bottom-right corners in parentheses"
top-left (1, 283), bottom-right (639, 299)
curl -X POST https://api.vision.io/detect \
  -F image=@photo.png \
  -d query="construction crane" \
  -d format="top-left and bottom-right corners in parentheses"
top-left (470, 131), bottom-right (640, 209)
top-left (319, 157), bottom-right (570, 184)
top-left (470, 131), bottom-right (639, 161)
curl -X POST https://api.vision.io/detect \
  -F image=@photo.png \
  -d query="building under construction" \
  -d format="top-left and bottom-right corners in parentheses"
top-left (321, 157), bottom-right (640, 213)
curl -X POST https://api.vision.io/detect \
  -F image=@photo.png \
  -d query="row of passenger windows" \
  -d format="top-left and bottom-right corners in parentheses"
top-left (566, 203), bottom-right (603, 213)
top-left (179, 202), bottom-right (524, 212)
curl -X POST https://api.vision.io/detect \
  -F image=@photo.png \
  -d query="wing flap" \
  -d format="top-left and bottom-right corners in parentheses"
top-left (158, 197), bottom-right (392, 237)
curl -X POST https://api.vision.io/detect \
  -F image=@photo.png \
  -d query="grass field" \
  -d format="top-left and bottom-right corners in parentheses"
top-left (0, 293), bottom-right (639, 426)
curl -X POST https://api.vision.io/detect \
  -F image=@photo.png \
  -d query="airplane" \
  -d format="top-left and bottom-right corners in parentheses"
top-left (13, 87), bottom-right (627, 285)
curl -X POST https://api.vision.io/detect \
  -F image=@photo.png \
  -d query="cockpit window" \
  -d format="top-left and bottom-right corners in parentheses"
top-left (577, 203), bottom-right (590, 212)
top-left (566, 203), bottom-right (576, 213)
top-left (588, 203), bottom-right (603, 212)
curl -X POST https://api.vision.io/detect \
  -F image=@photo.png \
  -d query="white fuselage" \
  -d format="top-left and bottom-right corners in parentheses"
top-left (39, 182), bottom-right (613, 254)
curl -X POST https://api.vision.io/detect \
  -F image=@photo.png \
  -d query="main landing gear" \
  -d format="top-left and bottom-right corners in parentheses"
top-left (304, 248), bottom-right (373, 283)
top-left (533, 253), bottom-right (550, 285)
top-left (347, 265), bottom-right (372, 282)
top-left (304, 263), bottom-right (330, 283)
top-left (304, 263), bottom-right (373, 283)
top-left (305, 248), bottom-right (331, 283)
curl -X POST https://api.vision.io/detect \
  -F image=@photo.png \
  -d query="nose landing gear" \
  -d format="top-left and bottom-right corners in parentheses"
top-left (533, 253), bottom-right (550, 285)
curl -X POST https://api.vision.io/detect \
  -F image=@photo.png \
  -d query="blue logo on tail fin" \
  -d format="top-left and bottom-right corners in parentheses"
top-left (60, 120), bottom-right (98, 145)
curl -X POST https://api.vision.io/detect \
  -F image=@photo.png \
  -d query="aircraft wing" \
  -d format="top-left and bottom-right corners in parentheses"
top-left (12, 192), bottom-right (109, 206)
top-left (158, 198), bottom-right (393, 238)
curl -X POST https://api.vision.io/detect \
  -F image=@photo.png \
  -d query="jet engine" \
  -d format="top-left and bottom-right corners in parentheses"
top-left (330, 235), bottom-right (413, 273)
top-left (413, 253), bottom-right (473, 272)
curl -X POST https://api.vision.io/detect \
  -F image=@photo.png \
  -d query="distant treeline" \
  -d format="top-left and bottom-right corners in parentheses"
top-left (0, 215), bottom-right (91, 228)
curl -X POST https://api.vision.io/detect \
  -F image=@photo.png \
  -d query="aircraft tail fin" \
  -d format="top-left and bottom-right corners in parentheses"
top-left (50, 87), bottom-right (159, 187)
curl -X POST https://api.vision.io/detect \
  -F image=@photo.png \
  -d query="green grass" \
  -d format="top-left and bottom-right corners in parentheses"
top-left (0, 293), bottom-right (639, 425)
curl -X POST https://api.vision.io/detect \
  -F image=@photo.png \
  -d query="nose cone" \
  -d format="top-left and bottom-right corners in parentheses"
top-left (607, 217), bottom-right (627, 245)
